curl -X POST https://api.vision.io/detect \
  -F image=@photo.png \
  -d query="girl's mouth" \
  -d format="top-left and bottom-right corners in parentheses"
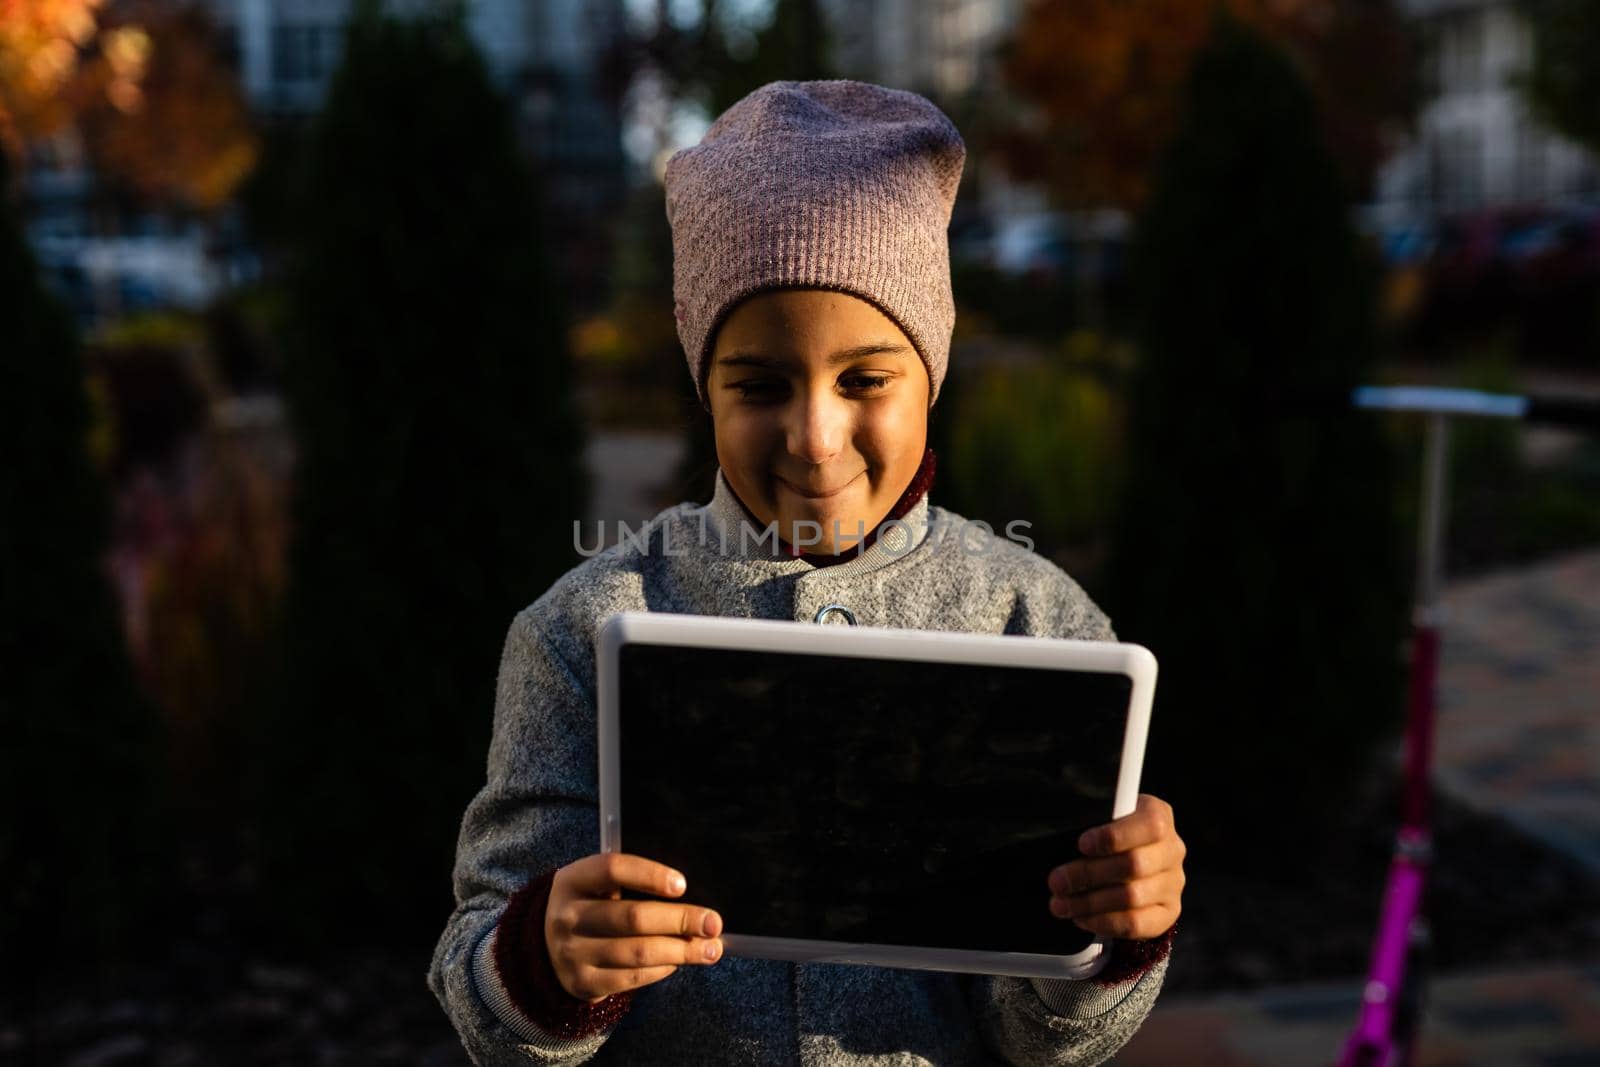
top-left (776, 469), bottom-right (865, 500)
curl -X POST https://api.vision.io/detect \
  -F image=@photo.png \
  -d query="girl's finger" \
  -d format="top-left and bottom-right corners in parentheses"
top-left (563, 852), bottom-right (687, 901)
top-left (563, 931), bottom-right (724, 975)
top-left (1079, 795), bottom-right (1175, 856)
top-left (1054, 869), bottom-right (1184, 918)
top-left (573, 896), bottom-right (723, 939)
top-left (1049, 837), bottom-right (1184, 895)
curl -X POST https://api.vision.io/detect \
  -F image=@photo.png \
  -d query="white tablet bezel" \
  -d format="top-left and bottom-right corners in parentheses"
top-left (596, 611), bottom-right (1157, 982)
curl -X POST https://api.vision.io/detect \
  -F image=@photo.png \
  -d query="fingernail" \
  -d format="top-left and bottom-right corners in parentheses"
top-left (669, 873), bottom-right (686, 894)
top-left (1078, 831), bottom-right (1096, 853)
top-left (704, 940), bottom-right (721, 961)
top-left (702, 912), bottom-right (720, 937)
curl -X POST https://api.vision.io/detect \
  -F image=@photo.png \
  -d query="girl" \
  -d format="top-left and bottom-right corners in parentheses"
top-left (428, 80), bottom-right (1186, 1067)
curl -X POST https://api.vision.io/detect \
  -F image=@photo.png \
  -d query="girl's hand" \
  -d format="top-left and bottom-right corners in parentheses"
top-left (1045, 793), bottom-right (1185, 940)
top-left (546, 853), bottom-right (724, 1004)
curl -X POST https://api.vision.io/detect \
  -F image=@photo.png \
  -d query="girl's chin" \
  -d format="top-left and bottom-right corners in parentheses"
top-left (776, 506), bottom-right (885, 548)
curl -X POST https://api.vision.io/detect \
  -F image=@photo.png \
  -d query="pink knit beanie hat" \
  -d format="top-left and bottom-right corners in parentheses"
top-left (664, 79), bottom-right (966, 410)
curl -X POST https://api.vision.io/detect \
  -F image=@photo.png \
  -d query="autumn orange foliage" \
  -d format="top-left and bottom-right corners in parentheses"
top-left (80, 3), bottom-right (258, 209)
top-left (1000, 0), bottom-right (1411, 209)
top-left (0, 0), bottom-right (110, 151)
top-left (0, 0), bottom-right (256, 210)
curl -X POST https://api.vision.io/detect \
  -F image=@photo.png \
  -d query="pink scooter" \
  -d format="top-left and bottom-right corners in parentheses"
top-left (1337, 385), bottom-right (1599, 1067)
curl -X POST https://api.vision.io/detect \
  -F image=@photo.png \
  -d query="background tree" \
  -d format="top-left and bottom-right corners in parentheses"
top-left (258, 3), bottom-right (586, 948)
top-left (1106, 14), bottom-right (1409, 875)
top-left (994, 0), bottom-right (1411, 326)
top-left (0, 0), bottom-right (111, 154)
top-left (1, 0), bottom-right (254, 210)
top-left (1514, 1), bottom-right (1600, 372)
top-left (0, 145), bottom-right (166, 1010)
top-left (1518, 0), bottom-right (1600, 154)
top-left (998, 0), bottom-right (1413, 209)
top-left (72, 0), bottom-right (258, 212)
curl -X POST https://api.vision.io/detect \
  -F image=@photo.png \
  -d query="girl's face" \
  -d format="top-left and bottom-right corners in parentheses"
top-left (706, 288), bottom-right (930, 555)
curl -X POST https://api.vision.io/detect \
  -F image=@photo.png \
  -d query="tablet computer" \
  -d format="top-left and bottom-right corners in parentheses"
top-left (596, 611), bottom-right (1157, 981)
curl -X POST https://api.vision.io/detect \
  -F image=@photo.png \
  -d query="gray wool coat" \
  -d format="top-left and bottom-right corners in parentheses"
top-left (427, 471), bottom-right (1169, 1066)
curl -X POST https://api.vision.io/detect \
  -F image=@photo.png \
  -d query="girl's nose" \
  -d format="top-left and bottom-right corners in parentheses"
top-left (786, 387), bottom-right (846, 466)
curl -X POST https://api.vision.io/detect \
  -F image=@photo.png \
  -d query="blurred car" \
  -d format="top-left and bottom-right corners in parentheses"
top-left (1501, 207), bottom-right (1600, 285)
top-left (987, 211), bottom-right (1129, 282)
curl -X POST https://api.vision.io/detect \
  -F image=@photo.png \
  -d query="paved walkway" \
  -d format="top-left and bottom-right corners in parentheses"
top-left (1117, 546), bottom-right (1600, 1066)
top-left (1432, 548), bottom-right (1600, 875)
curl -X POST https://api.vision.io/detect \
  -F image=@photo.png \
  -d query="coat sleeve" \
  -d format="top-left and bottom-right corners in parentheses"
top-left (965, 956), bottom-right (1170, 1067)
top-left (427, 607), bottom-right (625, 1066)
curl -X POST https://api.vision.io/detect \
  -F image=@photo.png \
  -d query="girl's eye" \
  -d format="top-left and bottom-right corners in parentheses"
top-left (727, 374), bottom-right (891, 400)
top-left (731, 380), bottom-right (785, 400)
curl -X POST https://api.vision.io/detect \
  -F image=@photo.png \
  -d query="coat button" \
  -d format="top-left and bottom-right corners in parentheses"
top-left (813, 603), bottom-right (857, 626)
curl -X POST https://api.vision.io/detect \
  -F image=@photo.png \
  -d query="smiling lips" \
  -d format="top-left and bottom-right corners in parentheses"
top-left (777, 470), bottom-right (865, 499)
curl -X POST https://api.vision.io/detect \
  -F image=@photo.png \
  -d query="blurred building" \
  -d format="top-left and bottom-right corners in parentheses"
top-left (824, 0), bottom-right (1023, 103)
top-left (1376, 0), bottom-right (1599, 213)
top-left (209, 0), bottom-right (630, 311)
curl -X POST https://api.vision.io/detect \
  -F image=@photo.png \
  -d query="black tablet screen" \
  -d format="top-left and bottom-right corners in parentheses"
top-left (616, 642), bottom-right (1132, 959)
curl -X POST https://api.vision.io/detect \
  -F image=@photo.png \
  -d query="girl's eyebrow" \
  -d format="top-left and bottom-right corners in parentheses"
top-left (719, 343), bottom-right (912, 369)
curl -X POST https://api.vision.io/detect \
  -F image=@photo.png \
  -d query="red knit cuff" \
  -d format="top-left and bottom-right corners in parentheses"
top-left (492, 867), bottom-right (634, 1041)
top-left (889, 445), bottom-right (937, 520)
top-left (1090, 921), bottom-right (1177, 988)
